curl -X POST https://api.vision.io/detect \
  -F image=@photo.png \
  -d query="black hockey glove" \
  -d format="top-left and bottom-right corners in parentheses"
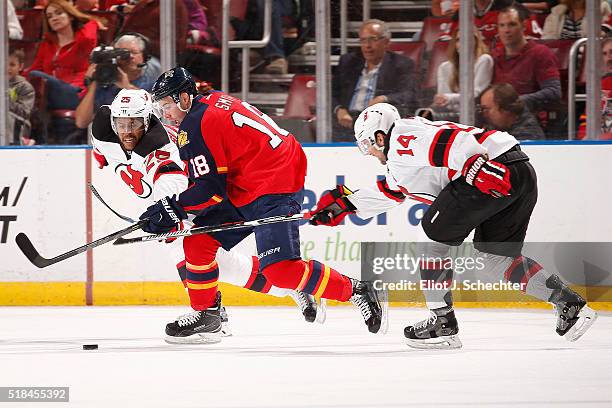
top-left (309, 185), bottom-right (356, 226)
top-left (140, 195), bottom-right (187, 234)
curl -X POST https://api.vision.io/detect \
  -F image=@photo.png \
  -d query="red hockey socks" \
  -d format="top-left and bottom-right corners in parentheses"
top-left (183, 234), bottom-right (222, 310)
top-left (242, 256), bottom-right (273, 294)
top-left (262, 259), bottom-right (353, 301)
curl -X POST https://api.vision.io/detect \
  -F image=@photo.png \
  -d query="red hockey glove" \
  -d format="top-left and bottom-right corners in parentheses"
top-left (309, 185), bottom-right (356, 226)
top-left (462, 154), bottom-right (511, 198)
top-left (92, 148), bottom-right (108, 169)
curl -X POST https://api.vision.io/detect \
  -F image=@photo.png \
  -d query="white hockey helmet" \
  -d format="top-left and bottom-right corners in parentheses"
top-left (110, 89), bottom-right (154, 135)
top-left (354, 103), bottom-right (400, 155)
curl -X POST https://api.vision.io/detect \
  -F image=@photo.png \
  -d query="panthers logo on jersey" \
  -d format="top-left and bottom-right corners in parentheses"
top-left (177, 130), bottom-right (190, 148)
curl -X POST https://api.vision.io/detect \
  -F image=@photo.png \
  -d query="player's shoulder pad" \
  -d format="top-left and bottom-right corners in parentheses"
top-left (133, 117), bottom-right (173, 157)
top-left (394, 116), bottom-right (430, 134)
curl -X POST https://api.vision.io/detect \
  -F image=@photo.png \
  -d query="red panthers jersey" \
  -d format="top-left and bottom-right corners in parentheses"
top-left (176, 92), bottom-right (307, 211)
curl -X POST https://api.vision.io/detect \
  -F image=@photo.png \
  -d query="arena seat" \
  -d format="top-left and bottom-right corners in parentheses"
top-left (16, 8), bottom-right (44, 42)
top-left (389, 41), bottom-right (425, 71)
top-left (283, 75), bottom-right (316, 119)
top-left (269, 75), bottom-right (317, 143)
top-left (420, 16), bottom-right (453, 52)
top-left (9, 39), bottom-right (40, 68)
top-left (423, 40), bottom-right (450, 91)
top-left (27, 75), bottom-right (48, 144)
top-left (27, 75), bottom-right (84, 144)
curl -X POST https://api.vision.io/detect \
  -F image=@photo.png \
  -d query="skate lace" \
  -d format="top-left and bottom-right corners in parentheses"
top-left (351, 294), bottom-right (372, 321)
top-left (177, 311), bottom-right (201, 327)
top-left (291, 291), bottom-right (313, 312)
top-left (295, 291), bottom-right (310, 311)
top-left (415, 312), bottom-right (437, 330)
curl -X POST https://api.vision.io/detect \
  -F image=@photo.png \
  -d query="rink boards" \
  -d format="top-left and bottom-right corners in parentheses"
top-left (1, 142), bottom-right (612, 307)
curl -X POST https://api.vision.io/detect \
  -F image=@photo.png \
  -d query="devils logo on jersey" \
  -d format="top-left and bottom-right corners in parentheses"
top-left (115, 164), bottom-right (153, 198)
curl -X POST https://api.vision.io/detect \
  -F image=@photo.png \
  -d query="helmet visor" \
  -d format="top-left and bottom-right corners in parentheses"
top-left (356, 136), bottom-right (374, 155)
top-left (152, 99), bottom-right (176, 119)
top-left (113, 117), bottom-right (145, 133)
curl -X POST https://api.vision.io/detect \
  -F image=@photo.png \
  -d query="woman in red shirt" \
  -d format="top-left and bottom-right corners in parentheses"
top-left (25, 0), bottom-right (102, 110)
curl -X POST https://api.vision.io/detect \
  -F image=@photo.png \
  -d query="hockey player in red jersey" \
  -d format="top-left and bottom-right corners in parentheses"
top-left (91, 89), bottom-right (327, 340)
top-left (310, 102), bottom-right (597, 349)
top-left (142, 67), bottom-right (388, 344)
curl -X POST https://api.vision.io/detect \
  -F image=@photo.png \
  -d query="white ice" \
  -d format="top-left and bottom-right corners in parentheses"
top-left (0, 306), bottom-right (611, 408)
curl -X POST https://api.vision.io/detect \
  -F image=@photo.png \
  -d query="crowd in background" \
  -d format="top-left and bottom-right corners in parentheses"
top-left (5, 0), bottom-right (612, 145)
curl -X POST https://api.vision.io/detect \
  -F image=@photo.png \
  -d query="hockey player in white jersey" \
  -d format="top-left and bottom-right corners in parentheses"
top-left (309, 103), bottom-right (597, 349)
top-left (91, 89), bottom-right (325, 341)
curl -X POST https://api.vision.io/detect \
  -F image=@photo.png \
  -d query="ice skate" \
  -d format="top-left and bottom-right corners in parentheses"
top-left (289, 291), bottom-right (327, 324)
top-left (404, 308), bottom-right (462, 349)
top-left (350, 279), bottom-right (388, 334)
top-left (555, 300), bottom-right (597, 342)
top-left (218, 293), bottom-right (232, 337)
top-left (165, 294), bottom-right (223, 344)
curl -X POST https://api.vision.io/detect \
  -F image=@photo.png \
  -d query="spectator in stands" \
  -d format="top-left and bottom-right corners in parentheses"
top-left (107, 0), bottom-right (134, 12)
top-left (25, 0), bottom-right (101, 111)
top-left (431, 0), bottom-right (460, 17)
top-left (183, 0), bottom-right (218, 47)
top-left (262, 0), bottom-right (293, 74)
top-left (420, 28), bottom-right (493, 122)
top-left (8, 0), bottom-right (24, 39)
top-left (492, 4), bottom-right (561, 112)
top-left (478, 83), bottom-right (545, 139)
top-left (232, 0), bottom-right (293, 74)
top-left (75, 33), bottom-right (162, 128)
top-left (332, 19), bottom-right (419, 141)
top-left (118, 0), bottom-right (189, 59)
top-left (12, 0), bottom-right (29, 9)
top-left (542, 0), bottom-right (610, 39)
top-left (517, 0), bottom-right (559, 13)
top-left (7, 47), bottom-right (36, 145)
top-left (74, 0), bottom-right (99, 11)
top-left (442, 0), bottom-right (541, 47)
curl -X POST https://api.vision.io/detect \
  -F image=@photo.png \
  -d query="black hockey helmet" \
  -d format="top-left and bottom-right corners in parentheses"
top-left (151, 67), bottom-right (197, 104)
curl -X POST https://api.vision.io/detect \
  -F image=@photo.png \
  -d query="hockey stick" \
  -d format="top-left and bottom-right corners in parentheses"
top-left (15, 220), bottom-right (147, 268)
top-left (113, 213), bottom-right (311, 246)
top-left (88, 183), bottom-right (136, 223)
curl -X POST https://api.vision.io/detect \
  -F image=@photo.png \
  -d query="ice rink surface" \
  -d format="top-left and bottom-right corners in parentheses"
top-left (0, 306), bottom-right (610, 408)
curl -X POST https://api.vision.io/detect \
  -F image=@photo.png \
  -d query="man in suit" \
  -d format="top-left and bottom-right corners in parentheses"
top-left (332, 19), bottom-right (419, 141)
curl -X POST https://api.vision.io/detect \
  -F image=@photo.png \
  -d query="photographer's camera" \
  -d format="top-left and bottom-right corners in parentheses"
top-left (90, 46), bottom-right (131, 87)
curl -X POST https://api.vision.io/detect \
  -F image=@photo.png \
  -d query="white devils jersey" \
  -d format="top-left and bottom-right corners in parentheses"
top-left (348, 116), bottom-right (519, 219)
top-left (91, 106), bottom-right (187, 203)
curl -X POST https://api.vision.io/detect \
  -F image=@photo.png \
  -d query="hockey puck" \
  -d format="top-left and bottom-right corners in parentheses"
top-left (82, 344), bottom-right (98, 350)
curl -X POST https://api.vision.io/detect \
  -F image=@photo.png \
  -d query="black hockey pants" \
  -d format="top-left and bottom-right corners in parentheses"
top-left (421, 146), bottom-right (537, 258)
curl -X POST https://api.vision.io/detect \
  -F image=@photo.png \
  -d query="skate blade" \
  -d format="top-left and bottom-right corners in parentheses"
top-left (221, 322), bottom-right (233, 337)
top-left (377, 287), bottom-right (389, 335)
top-left (164, 331), bottom-right (222, 345)
top-left (316, 298), bottom-right (327, 324)
top-left (565, 306), bottom-right (598, 342)
top-left (405, 335), bottom-right (463, 350)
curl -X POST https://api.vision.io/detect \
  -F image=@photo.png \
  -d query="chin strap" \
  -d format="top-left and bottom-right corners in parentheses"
top-left (177, 95), bottom-right (194, 113)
